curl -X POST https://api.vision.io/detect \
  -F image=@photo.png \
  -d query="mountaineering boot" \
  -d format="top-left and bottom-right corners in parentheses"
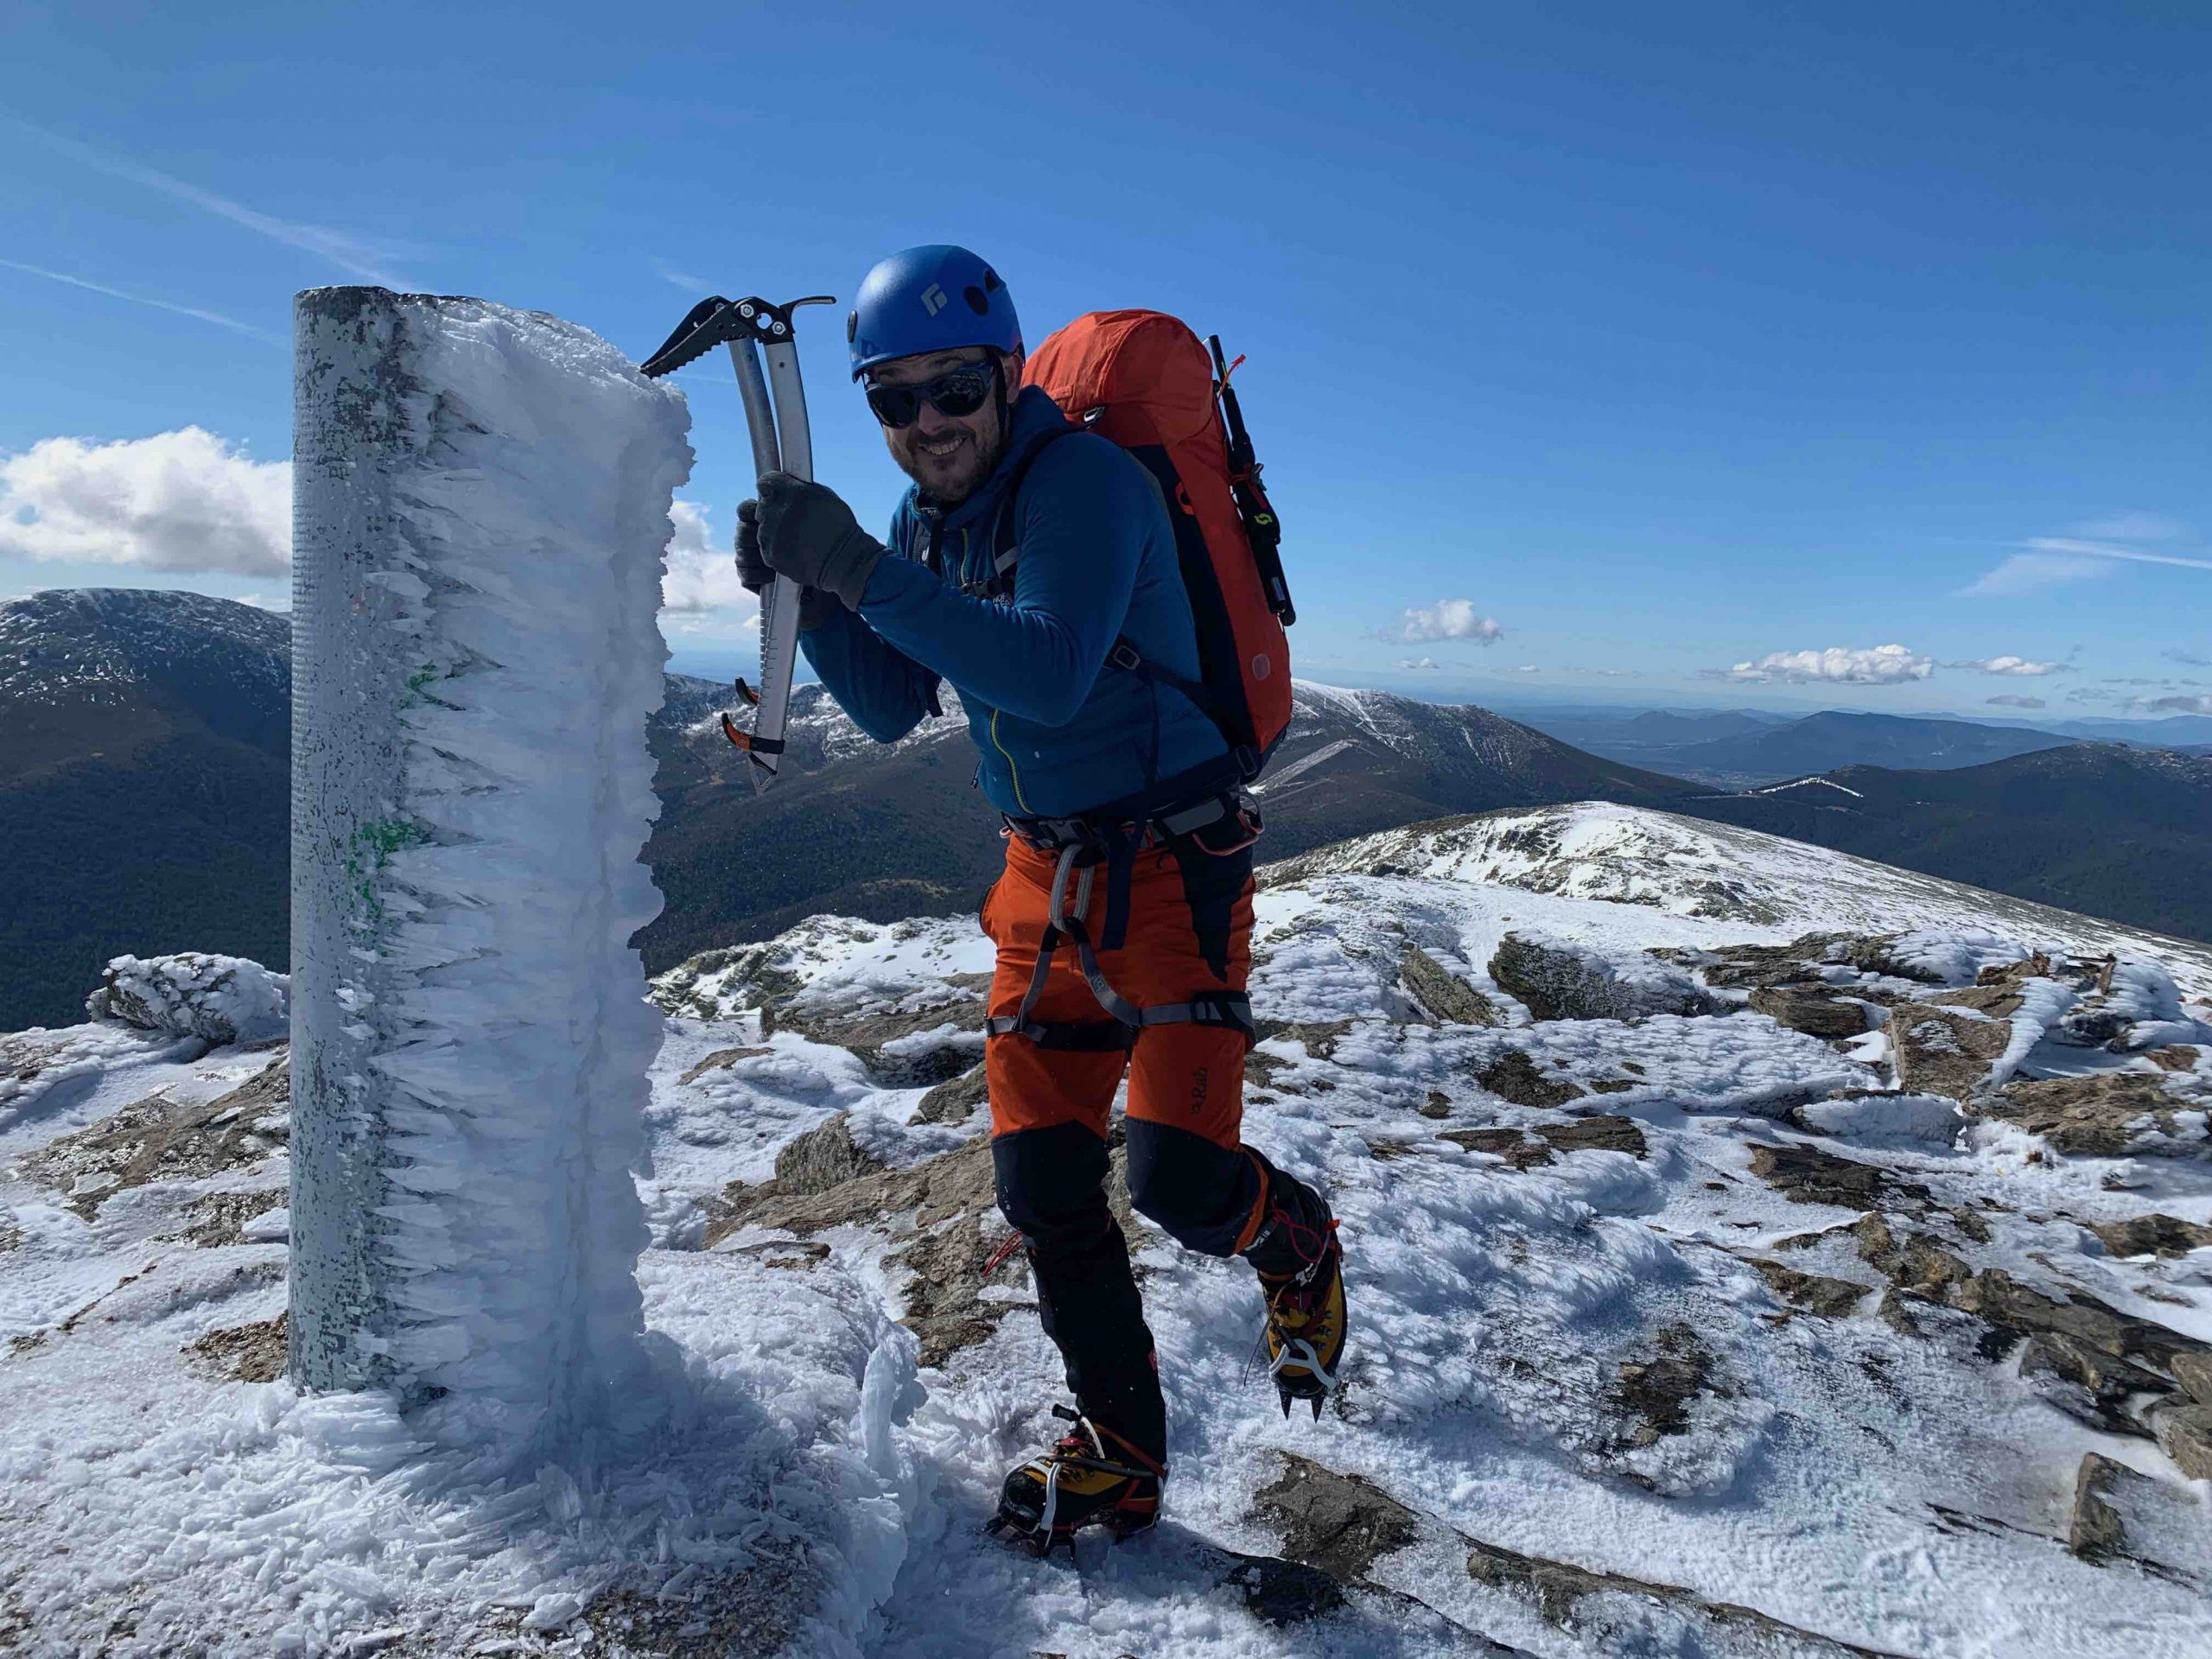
top-left (1240, 1154), bottom-right (1346, 1420)
top-left (987, 1406), bottom-right (1166, 1556)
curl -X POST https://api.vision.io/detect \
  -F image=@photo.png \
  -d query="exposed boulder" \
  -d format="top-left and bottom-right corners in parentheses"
top-left (2019, 1332), bottom-right (2172, 1435)
top-left (1609, 1324), bottom-right (1721, 1452)
top-left (772, 1114), bottom-right (885, 1195)
top-left (1442, 1128), bottom-right (1555, 1170)
top-left (2152, 1401), bottom-right (2212, 1481)
top-left (1891, 1006), bottom-right (2012, 1100)
top-left (2068, 1452), bottom-right (2211, 1586)
top-left (1474, 1049), bottom-right (1582, 1109)
top-left (1488, 932), bottom-right (1719, 1023)
top-left (773, 1000), bottom-right (984, 1087)
top-left (1441, 1115), bottom-right (1646, 1169)
top-left (677, 1046), bottom-right (771, 1084)
top-left (1750, 1143), bottom-right (1923, 1211)
top-left (1545, 1115), bottom-right (1648, 1158)
top-left (1925, 985), bottom-right (2025, 1019)
top-left (185, 1313), bottom-right (287, 1384)
top-left (86, 953), bottom-right (288, 1046)
top-left (1250, 1454), bottom-right (1419, 1586)
top-left (2088, 1213), bottom-right (2212, 1259)
top-left (912, 1063), bottom-right (988, 1126)
top-left (1983, 1071), bottom-right (2209, 1158)
top-left (1674, 935), bottom-right (1846, 992)
top-left (1748, 987), bottom-right (1870, 1039)
top-left (1747, 1258), bottom-right (1870, 1319)
top-left (2173, 1351), bottom-right (2212, 1403)
top-left (1401, 945), bottom-right (1502, 1026)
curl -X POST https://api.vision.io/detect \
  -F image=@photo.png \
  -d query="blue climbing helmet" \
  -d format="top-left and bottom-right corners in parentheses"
top-left (848, 245), bottom-right (1023, 380)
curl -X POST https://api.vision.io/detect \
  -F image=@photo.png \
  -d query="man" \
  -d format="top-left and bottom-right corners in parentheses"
top-left (737, 245), bottom-right (1345, 1552)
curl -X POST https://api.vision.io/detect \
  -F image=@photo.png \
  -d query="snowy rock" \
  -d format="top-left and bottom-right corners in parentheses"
top-left (772, 1112), bottom-right (885, 1195)
top-left (1891, 1004), bottom-right (2012, 1099)
top-left (1797, 1091), bottom-right (1961, 1146)
top-left (1748, 985), bottom-right (1870, 1039)
top-left (85, 952), bottom-right (288, 1046)
top-left (2153, 1402), bottom-right (2212, 1481)
top-left (2069, 1453), bottom-right (2212, 1586)
top-left (1488, 931), bottom-right (1719, 1022)
top-left (1750, 1141), bottom-right (1919, 1211)
top-left (1985, 1071), bottom-right (2210, 1158)
top-left (1471, 1048), bottom-right (1583, 1108)
top-left (1400, 944), bottom-right (1501, 1026)
top-left (912, 1062), bottom-right (988, 1126)
top-left (2088, 1213), bottom-right (2212, 1259)
top-left (16, 1052), bottom-right (290, 1217)
top-left (1746, 1257), bottom-right (1871, 1318)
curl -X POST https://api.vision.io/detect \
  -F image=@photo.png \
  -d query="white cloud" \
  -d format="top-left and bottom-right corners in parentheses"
top-left (1956, 551), bottom-right (2113, 597)
top-left (1383, 599), bottom-right (1503, 645)
top-left (1954, 654), bottom-right (2070, 677)
top-left (1986, 694), bottom-right (2046, 709)
top-left (0, 428), bottom-right (291, 575)
top-left (1727, 644), bottom-right (1933, 685)
top-left (658, 500), bottom-right (759, 626)
top-left (1395, 656), bottom-right (1442, 671)
top-left (1511, 664), bottom-right (1541, 674)
top-left (2147, 694), bottom-right (2212, 715)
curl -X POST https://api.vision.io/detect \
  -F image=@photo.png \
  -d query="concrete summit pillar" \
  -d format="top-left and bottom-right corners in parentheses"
top-left (288, 288), bottom-right (690, 1443)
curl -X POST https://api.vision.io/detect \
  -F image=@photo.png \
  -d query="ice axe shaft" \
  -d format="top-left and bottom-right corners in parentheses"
top-left (640, 293), bottom-right (835, 791)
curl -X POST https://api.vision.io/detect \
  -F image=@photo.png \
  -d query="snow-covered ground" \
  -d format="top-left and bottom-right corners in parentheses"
top-left (5, 804), bottom-right (2211, 1656)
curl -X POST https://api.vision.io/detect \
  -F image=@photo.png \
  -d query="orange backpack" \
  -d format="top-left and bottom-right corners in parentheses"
top-left (1016, 310), bottom-right (1296, 785)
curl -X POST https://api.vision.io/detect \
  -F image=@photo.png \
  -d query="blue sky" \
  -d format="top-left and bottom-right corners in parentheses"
top-left (3, 0), bottom-right (2207, 721)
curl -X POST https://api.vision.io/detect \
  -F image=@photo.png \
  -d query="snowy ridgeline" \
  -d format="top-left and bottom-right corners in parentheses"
top-left (8, 804), bottom-right (2212, 1656)
top-left (287, 291), bottom-right (689, 1437)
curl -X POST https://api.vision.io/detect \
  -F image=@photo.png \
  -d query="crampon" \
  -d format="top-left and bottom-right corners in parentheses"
top-left (984, 1407), bottom-right (1164, 1559)
top-left (1257, 1217), bottom-right (1345, 1421)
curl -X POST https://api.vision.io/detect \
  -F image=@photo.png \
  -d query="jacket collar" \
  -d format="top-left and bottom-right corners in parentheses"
top-left (912, 385), bottom-right (1071, 531)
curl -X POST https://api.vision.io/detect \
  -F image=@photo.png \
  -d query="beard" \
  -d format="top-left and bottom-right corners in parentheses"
top-left (897, 416), bottom-right (1002, 507)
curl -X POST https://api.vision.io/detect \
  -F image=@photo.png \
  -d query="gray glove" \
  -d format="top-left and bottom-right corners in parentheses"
top-left (753, 473), bottom-right (888, 613)
top-left (735, 499), bottom-right (840, 631)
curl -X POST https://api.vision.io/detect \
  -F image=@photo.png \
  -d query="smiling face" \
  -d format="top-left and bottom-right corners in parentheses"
top-left (870, 346), bottom-right (1022, 507)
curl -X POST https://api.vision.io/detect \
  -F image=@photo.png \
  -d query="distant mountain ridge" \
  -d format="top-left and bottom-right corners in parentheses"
top-left (1678, 741), bottom-right (2212, 944)
top-left (634, 675), bottom-right (1700, 971)
top-left (1652, 709), bottom-right (2075, 785)
top-left (0, 590), bottom-right (293, 1029)
top-left (5, 588), bottom-right (2207, 1028)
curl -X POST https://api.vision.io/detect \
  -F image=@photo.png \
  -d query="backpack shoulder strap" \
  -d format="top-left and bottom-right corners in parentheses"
top-left (988, 423), bottom-right (1080, 591)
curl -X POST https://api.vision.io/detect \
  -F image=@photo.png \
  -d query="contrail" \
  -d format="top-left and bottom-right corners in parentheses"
top-left (0, 257), bottom-right (285, 345)
top-left (2027, 537), bottom-right (2212, 573)
top-left (13, 120), bottom-right (411, 286)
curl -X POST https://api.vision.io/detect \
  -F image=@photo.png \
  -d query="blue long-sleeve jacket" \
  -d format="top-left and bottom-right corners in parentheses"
top-left (800, 386), bottom-right (1228, 817)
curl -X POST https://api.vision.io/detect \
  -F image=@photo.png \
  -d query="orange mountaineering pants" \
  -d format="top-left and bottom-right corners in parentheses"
top-left (979, 826), bottom-right (1272, 1463)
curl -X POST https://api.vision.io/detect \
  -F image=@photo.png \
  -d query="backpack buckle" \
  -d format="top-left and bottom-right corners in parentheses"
top-left (1106, 640), bottom-right (1144, 674)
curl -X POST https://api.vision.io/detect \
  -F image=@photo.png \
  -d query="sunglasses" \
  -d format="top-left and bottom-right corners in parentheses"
top-left (865, 359), bottom-right (998, 429)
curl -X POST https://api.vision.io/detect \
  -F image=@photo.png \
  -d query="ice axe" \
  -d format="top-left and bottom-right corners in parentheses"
top-left (641, 292), bottom-right (835, 791)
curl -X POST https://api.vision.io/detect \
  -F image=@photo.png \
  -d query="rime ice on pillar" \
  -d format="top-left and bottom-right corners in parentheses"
top-left (289, 288), bottom-right (690, 1448)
